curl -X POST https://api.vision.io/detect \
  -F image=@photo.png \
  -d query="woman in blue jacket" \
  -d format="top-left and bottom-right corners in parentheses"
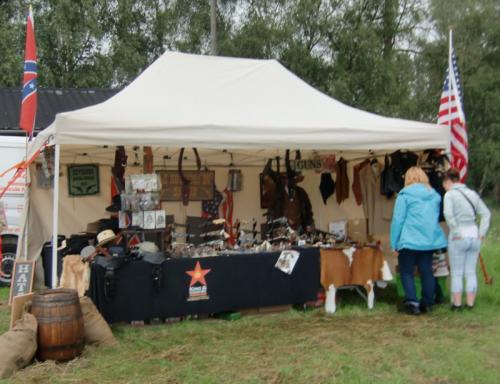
top-left (390, 167), bottom-right (447, 315)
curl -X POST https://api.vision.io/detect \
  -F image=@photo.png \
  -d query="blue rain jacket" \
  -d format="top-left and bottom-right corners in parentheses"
top-left (390, 183), bottom-right (447, 251)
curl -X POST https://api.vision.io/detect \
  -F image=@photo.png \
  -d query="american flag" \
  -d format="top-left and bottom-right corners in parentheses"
top-left (202, 187), bottom-right (223, 219)
top-left (19, 5), bottom-right (37, 136)
top-left (438, 49), bottom-right (468, 182)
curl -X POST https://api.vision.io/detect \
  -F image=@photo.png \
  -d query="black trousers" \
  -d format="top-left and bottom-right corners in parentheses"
top-left (398, 249), bottom-right (435, 307)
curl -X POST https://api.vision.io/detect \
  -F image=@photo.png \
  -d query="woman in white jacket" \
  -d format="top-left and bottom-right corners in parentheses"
top-left (443, 168), bottom-right (491, 310)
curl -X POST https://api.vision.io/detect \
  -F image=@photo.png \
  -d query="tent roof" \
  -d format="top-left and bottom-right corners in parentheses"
top-left (32, 51), bottom-right (449, 152)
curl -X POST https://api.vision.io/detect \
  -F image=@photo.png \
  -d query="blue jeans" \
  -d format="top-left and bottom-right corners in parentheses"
top-left (398, 249), bottom-right (435, 307)
top-left (448, 237), bottom-right (481, 294)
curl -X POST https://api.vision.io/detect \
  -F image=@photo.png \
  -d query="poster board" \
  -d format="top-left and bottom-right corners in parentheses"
top-left (157, 170), bottom-right (214, 201)
top-left (10, 293), bottom-right (34, 329)
top-left (67, 164), bottom-right (100, 196)
top-left (8, 260), bottom-right (35, 305)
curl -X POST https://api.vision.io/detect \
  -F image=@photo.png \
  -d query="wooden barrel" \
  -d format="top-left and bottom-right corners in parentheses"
top-left (31, 288), bottom-right (84, 362)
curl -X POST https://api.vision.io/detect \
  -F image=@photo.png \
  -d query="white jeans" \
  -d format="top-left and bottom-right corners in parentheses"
top-left (448, 237), bottom-right (481, 294)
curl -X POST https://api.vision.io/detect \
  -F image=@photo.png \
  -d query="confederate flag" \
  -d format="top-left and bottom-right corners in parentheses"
top-left (19, 5), bottom-right (37, 136)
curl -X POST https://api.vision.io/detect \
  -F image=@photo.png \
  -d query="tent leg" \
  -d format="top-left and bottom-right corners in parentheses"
top-left (51, 144), bottom-right (60, 289)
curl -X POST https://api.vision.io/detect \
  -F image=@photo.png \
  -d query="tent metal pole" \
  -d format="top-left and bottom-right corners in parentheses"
top-left (51, 144), bottom-right (60, 289)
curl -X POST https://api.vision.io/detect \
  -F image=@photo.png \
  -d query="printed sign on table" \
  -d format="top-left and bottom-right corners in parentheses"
top-left (186, 261), bottom-right (211, 301)
top-left (275, 250), bottom-right (300, 275)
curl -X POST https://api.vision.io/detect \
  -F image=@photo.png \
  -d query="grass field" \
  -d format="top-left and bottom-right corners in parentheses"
top-left (1, 204), bottom-right (499, 384)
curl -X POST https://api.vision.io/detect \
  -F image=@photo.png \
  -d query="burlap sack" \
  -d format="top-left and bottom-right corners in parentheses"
top-left (60, 255), bottom-right (91, 297)
top-left (79, 296), bottom-right (117, 347)
top-left (0, 313), bottom-right (38, 379)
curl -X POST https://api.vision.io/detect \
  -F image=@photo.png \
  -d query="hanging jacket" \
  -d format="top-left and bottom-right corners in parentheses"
top-left (386, 150), bottom-right (418, 194)
top-left (352, 159), bottom-right (369, 205)
top-left (335, 157), bottom-right (349, 204)
top-left (359, 161), bottom-right (394, 236)
top-left (390, 183), bottom-right (447, 251)
top-left (380, 154), bottom-right (396, 198)
top-left (421, 150), bottom-right (449, 222)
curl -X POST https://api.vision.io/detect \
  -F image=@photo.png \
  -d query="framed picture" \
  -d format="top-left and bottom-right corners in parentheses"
top-left (157, 170), bottom-right (214, 201)
top-left (143, 210), bottom-right (156, 230)
top-left (67, 164), bottom-right (100, 196)
top-left (132, 211), bottom-right (144, 228)
top-left (155, 210), bottom-right (166, 229)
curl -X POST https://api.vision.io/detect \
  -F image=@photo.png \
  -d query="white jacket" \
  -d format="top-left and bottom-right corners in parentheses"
top-left (443, 184), bottom-right (491, 238)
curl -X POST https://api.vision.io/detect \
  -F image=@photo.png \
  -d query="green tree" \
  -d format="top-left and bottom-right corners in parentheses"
top-left (0, 1), bottom-right (24, 86)
top-left (418, 0), bottom-right (500, 193)
top-left (0, 0), bottom-right (497, 195)
top-left (325, 0), bottom-right (424, 117)
top-left (31, 0), bottom-right (113, 87)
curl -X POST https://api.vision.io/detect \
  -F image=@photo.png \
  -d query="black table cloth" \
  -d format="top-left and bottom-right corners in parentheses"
top-left (89, 248), bottom-right (320, 323)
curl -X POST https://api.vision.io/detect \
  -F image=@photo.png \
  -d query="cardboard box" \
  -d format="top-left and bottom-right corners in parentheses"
top-left (10, 293), bottom-right (34, 329)
top-left (348, 219), bottom-right (368, 243)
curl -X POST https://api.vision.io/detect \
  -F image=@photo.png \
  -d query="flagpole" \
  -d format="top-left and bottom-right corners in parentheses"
top-left (20, 4), bottom-right (37, 261)
top-left (448, 29), bottom-right (453, 123)
top-left (448, 29), bottom-right (453, 160)
top-left (23, 4), bottom-right (29, 260)
top-left (23, 131), bottom-right (29, 261)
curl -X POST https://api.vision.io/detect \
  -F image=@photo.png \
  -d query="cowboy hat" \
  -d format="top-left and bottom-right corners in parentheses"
top-left (80, 245), bottom-right (96, 259)
top-left (86, 220), bottom-right (100, 234)
top-left (136, 241), bottom-right (159, 253)
top-left (96, 229), bottom-right (117, 247)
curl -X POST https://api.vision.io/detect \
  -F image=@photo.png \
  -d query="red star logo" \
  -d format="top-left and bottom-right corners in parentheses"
top-left (186, 261), bottom-right (211, 287)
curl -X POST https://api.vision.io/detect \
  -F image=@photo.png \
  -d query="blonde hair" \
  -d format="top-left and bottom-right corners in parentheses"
top-left (404, 166), bottom-right (430, 187)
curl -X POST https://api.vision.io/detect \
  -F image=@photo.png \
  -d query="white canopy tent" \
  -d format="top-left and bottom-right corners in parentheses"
top-left (30, 51), bottom-right (448, 151)
top-left (25, 51), bottom-right (450, 288)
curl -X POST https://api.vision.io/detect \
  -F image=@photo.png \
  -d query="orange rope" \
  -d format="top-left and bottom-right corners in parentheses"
top-left (0, 143), bottom-right (48, 200)
top-left (0, 161), bottom-right (24, 179)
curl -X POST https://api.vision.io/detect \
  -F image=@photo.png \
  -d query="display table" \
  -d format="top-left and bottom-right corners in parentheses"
top-left (89, 247), bottom-right (320, 323)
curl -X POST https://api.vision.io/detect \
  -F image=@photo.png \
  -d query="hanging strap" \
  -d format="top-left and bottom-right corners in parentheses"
top-left (455, 188), bottom-right (477, 219)
top-left (222, 188), bottom-right (234, 245)
top-left (285, 149), bottom-right (298, 200)
top-left (143, 146), bottom-right (153, 174)
top-left (178, 148), bottom-right (202, 205)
